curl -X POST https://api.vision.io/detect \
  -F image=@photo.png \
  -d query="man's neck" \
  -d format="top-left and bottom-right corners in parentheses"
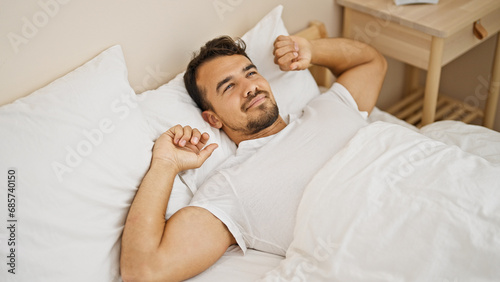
top-left (228, 116), bottom-right (287, 146)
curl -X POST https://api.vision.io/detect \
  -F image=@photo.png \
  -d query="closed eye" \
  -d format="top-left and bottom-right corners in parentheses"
top-left (223, 83), bottom-right (234, 93)
top-left (247, 71), bottom-right (257, 77)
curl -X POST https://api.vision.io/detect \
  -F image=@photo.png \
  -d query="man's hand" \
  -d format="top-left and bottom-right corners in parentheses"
top-left (121, 125), bottom-right (233, 282)
top-left (273, 35), bottom-right (387, 114)
top-left (152, 125), bottom-right (218, 173)
top-left (273, 35), bottom-right (312, 71)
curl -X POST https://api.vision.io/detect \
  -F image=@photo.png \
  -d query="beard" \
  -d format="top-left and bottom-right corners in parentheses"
top-left (245, 101), bottom-right (280, 134)
top-left (222, 91), bottom-right (280, 135)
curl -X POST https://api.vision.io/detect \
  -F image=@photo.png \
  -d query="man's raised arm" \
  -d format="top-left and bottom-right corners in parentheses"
top-left (273, 36), bottom-right (387, 114)
top-left (120, 125), bottom-right (235, 282)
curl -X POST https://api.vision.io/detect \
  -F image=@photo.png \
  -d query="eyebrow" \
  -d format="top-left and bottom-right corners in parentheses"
top-left (215, 63), bottom-right (257, 94)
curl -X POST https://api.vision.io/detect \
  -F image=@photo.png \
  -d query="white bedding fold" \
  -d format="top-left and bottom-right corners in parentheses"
top-left (260, 121), bottom-right (500, 281)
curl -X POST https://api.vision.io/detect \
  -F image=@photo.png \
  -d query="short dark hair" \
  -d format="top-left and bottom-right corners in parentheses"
top-left (184, 36), bottom-right (251, 111)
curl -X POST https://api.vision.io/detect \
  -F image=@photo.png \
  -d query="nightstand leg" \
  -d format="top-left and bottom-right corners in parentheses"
top-left (422, 36), bottom-right (444, 126)
top-left (483, 33), bottom-right (500, 129)
top-left (342, 8), bottom-right (352, 38)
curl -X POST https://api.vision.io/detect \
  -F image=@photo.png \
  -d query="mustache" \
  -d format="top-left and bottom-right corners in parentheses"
top-left (242, 90), bottom-right (269, 111)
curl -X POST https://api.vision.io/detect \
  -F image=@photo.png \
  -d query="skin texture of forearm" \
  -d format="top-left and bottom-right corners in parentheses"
top-left (310, 37), bottom-right (387, 113)
top-left (309, 37), bottom-right (381, 77)
top-left (120, 126), bottom-right (228, 282)
top-left (120, 160), bottom-right (178, 279)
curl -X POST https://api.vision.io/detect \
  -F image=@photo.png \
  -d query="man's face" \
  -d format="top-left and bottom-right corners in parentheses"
top-left (197, 54), bottom-right (279, 136)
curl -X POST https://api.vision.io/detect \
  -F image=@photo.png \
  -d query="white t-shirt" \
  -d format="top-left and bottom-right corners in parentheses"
top-left (189, 83), bottom-right (368, 256)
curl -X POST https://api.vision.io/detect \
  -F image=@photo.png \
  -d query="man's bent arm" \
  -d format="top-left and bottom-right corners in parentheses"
top-left (274, 36), bottom-right (387, 114)
top-left (120, 126), bottom-right (235, 282)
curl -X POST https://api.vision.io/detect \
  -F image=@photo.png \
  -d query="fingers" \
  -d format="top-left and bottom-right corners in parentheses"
top-left (273, 35), bottom-right (298, 58)
top-left (198, 143), bottom-right (218, 164)
top-left (171, 125), bottom-right (185, 146)
top-left (170, 125), bottom-right (212, 149)
top-left (170, 125), bottom-right (194, 147)
top-left (273, 35), bottom-right (298, 71)
top-left (188, 127), bottom-right (202, 146)
top-left (273, 35), bottom-right (309, 71)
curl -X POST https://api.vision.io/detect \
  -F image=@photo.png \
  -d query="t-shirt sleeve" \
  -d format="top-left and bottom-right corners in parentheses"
top-left (327, 82), bottom-right (369, 120)
top-left (188, 172), bottom-right (249, 254)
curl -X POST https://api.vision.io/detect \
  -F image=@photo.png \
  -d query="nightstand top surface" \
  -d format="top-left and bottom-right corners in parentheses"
top-left (337, 0), bottom-right (500, 37)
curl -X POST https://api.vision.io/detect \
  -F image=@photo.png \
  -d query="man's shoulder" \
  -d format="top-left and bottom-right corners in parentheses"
top-left (304, 82), bottom-right (369, 120)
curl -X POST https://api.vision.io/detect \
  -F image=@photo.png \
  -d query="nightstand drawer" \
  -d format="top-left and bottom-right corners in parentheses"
top-left (344, 7), bottom-right (500, 70)
top-left (343, 8), bottom-right (432, 69)
top-left (339, 0), bottom-right (500, 129)
top-left (442, 7), bottom-right (500, 66)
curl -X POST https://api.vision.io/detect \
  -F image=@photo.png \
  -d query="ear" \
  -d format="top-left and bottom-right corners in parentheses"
top-left (202, 110), bottom-right (222, 129)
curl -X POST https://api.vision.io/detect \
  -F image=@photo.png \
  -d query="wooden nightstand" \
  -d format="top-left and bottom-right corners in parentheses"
top-left (337, 0), bottom-right (500, 128)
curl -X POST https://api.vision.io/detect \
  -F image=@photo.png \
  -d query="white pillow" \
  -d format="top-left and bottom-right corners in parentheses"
top-left (137, 73), bottom-right (237, 219)
top-left (241, 5), bottom-right (321, 116)
top-left (139, 5), bottom-right (321, 216)
top-left (0, 45), bottom-right (153, 282)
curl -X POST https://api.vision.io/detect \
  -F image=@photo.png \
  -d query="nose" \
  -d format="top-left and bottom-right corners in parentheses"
top-left (243, 81), bottom-right (257, 98)
top-left (244, 89), bottom-right (256, 98)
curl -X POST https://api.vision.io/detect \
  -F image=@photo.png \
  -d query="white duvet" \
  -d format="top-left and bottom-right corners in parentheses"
top-left (260, 121), bottom-right (500, 281)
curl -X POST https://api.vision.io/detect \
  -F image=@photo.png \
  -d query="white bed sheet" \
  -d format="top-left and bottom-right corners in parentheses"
top-left (186, 246), bottom-right (282, 281)
top-left (184, 109), bottom-right (500, 281)
top-left (261, 121), bottom-right (500, 281)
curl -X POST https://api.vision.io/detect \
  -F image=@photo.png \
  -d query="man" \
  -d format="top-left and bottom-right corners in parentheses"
top-left (120, 34), bottom-right (387, 281)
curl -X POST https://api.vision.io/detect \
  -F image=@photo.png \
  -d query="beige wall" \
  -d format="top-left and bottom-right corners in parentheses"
top-left (0, 0), bottom-right (338, 104)
top-left (1, 0), bottom-right (498, 131)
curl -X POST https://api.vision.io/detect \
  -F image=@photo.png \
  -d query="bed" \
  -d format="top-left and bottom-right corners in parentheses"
top-left (1, 3), bottom-right (500, 282)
